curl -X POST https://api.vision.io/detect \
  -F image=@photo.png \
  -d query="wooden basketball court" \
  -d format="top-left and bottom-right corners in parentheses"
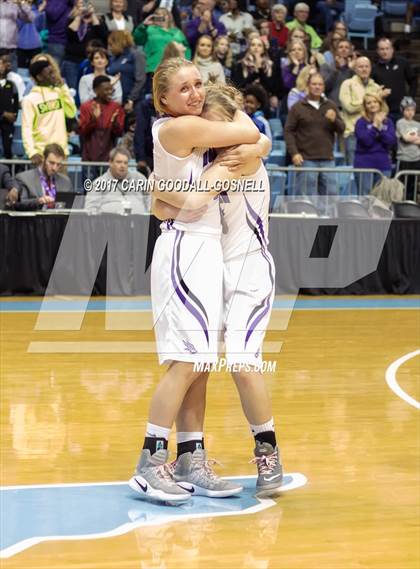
top-left (1, 295), bottom-right (419, 568)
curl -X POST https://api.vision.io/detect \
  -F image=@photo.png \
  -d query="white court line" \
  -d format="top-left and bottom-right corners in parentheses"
top-left (0, 474), bottom-right (307, 558)
top-left (385, 350), bottom-right (420, 410)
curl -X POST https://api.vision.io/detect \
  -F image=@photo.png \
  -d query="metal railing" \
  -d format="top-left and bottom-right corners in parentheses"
top-left (265, 165), bottom-right (387, 214)
top-left (2, 159), bottom-right (418, 218)
top-left (395, 170), bottom-right (420, 202)
top-left (0, 159), bottom-right (138, 194)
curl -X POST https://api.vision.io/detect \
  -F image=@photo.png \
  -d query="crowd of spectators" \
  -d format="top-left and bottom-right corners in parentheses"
top-left (0, 0), bottom-right (419, 211)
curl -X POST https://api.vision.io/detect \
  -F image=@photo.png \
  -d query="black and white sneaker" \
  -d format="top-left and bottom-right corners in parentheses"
top-left (129, 449), bottom-right (191, 503)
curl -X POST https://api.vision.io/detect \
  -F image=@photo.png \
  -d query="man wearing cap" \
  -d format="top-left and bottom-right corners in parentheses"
top-left (22, 59), bottom-right (77, 166)
top-left (286, 3), bottom-right (322, 50)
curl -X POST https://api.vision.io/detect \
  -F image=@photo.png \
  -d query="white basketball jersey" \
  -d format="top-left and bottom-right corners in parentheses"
top-left (220, 162), bottom-right (270, 261)
top-left (152, 117), bottom-right (222, 235)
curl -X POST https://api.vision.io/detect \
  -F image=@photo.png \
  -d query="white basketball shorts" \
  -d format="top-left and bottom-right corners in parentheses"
top-left (151, 229), bottom-right (223, 366)
top-left (223, 248), bottom-right (275, 367)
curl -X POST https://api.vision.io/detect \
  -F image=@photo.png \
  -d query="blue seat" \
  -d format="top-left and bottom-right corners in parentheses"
top-left (381, 0), bottom-right (407, 15)
top-left (268, 152), bottom-right (286, 167)
top-left (346, 3), bottom-right (378, 49)
top-left (334, 166), bottom-right (358, 196)
top-left (13, 123), bottom-right (22, 140)
top-left (266, 165), bottom-right (286, 210)
top-left (272, 139), bottom-right (285, 151)
top-left (17, 67), bottom-right (29, 78)
top-left (12, 139), bottom-right (25, 157)
top-left (268, 118), bottom-right (283, 140)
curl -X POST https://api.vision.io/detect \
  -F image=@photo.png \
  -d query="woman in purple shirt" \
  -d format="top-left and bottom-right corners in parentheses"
top-left (354, 93), bottom-right (397, 195)
top-left (45, 0), bottom-right (74, 66)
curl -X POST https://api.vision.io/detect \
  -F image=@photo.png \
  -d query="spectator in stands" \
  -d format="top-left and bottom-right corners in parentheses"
top-left (287, 64), bottom-right (316, 109)
top-left (321, 20), bottom-right (347, 61)
top-left (0, 55), bottom-right (19, 158)
top-left (0, 163), bottom-right (19, 207)
top-left (107, 30), bottom-right (146, 111)
top-left (103, 0), bottom-right (134, 33)
top-left (119, 114), bottom-right (136, 159)
top-left (321, 29), bottom-right (343, 67)
top-left (213, 35), bottom-right (234, 78)
top-left (23, 52), bottom-right (66, 96)
top-left (354, 93), bottom-right (396, 194)
top-left (232, 35), bottom-right (281, 97)
top-left (62, 1), bottom-right (108, 91)
top-left (85, 146), bottom-right (150, 214)
top-left (134, 0), bottom-right (182, 29)
top-left (16, 0), bottom-right (45, 68)
top-left (0, 0), bottom-right (34, 71)
top-left (405, 0), bottom-right (420, 33)
top-left (244, 83), bottom-right (272, 140)
top-left (22, 59), bottom-right (77, 165)
top-left (339, 56), bottom-right (386, 165)
top-left (316, 0), bottom-right (344, 34)
top-left (270, 4), bottom-right (289, 50)
top-left (284, 72), bottom-right (344, 197)
top-left (161, 41), bottom-right (187, 60)
top-left (185, 0), bottom-right (226, 50)
top-left (256, 19), bottom-right (279, 58)
top-left (281, 39), bottom-right (309, 92)
top-left (79, 76), bottom-right (125, 165)
top-left (193, 35), bottom-right (226, 83)
top-left (219, 0), bottom-right (255, 56)
top-left (396, 97), bottom-right (420, 201)
top-left (253, 0), bottom-right (271, 21)
top-left (14, 143), bottom-right (73, 210)
top-left (78, 47), bottom-right (123, 104)
top-left (134, 95), bottom-right (155, 172)
top-left (286, 3), bottom-right (322, 50)
top-left (45, 0), bottom-right (73, 66)
top-left (2, 54), bottom-right (25, 102)
top-left (325, 38), bottom-right (355, 106)
top-left (372, 38), bottom-right (417, 124)
top-left (133, 7), bottom-right (191, 75)
top-left (292, 26), bottom-right (328, 68)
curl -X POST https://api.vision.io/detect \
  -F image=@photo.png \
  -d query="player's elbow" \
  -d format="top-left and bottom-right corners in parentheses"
top-left (246, 126), bottom-right (261, 144)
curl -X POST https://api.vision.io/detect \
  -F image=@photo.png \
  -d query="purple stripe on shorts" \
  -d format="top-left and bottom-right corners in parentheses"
top-left (244, 197), bottom-right (267, 248)
top-left (244, 226), bottom-right (275, 348)
top-left (170, 230), bottom-right (209, 345)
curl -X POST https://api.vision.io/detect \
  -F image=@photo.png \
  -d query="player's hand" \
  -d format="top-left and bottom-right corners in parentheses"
top-left (216, 144), bottom-right (254, 171)
top-left (176, 205), bottom-right (208, 223)
top-left (292, 153), bottom-right (304, 167)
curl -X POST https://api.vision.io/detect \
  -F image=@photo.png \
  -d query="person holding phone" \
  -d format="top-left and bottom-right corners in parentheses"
top-left (61, 0), bottom-right (108, 90)
top-left (133, 7), bottom-right (191, 74)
